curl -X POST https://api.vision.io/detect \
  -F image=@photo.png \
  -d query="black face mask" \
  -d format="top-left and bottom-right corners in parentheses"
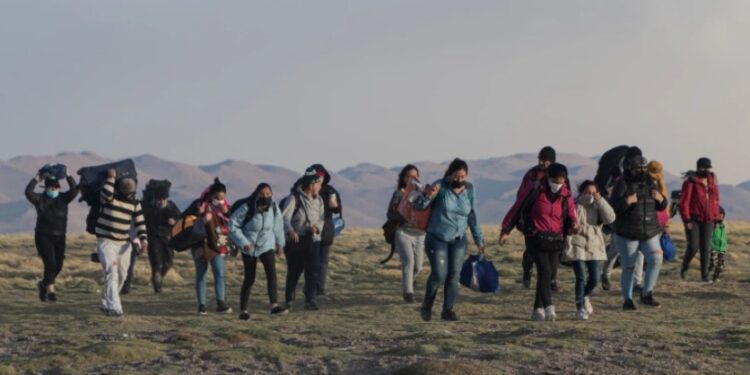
top-left (451, 180), bottom-right (465, 189)
top-left (697, 171), bottom-right (709, 178)
top-left (257, 197), bottom-right (272, 206)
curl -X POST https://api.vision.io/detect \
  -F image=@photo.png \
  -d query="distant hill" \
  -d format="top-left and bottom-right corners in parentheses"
top-left (1, 151), bottom-right (748, 234)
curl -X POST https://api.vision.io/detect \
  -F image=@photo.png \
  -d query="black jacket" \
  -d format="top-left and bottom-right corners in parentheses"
top-left (610, 173), bottom-right (668, 241)
top-left (320, 185), bottom-right (342, 246)
top-left (143, 200), bottom-right (182, 239)
top-left (25, 176), bottom-right (78, 236)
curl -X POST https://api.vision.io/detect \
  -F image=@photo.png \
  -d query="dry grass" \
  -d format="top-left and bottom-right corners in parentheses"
top-left (0, 223), bottom-right (749, 374)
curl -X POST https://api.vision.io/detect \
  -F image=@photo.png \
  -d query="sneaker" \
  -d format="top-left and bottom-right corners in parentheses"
top-left (271, 305), bottom-right (289, 316)
top-left (37, 282), bottom-right (48, 302)
top-left (702, 277), bottom-right (713, 284)
top-left (583, 296), bottom-right (594, 315)
top-left (217, 300), bottom-right (233, 314)
top-left (623, 299), bottom-right (637, 311)
top-left (420, 303), bottom-right (433, 322)
top-left (531, 308), bottom-right (546, 322)
top-left (640, 293), bottom-right (661, 308)
top-left (198, 304), bottom-right (207, 316)
top-left (545, 306), bottom-right (557, 321)
top-left (107, 310), bottom-right (123, 317)
top-left (403, 293), bottom-right (415, 304)
top-left (601, 275), bottom-right (611, 291)
top-left (440, 310), bottom-right (459, 322)
top-left (551, 281), bottom-right (563, 293)
top-left (46, 293), bottom-right (57, 303)
top-left (239, 311), bottom-right (250, 321)
top-left (304, 301), bottom-right (319, 311)
top-left (713, 277), bottom-right (721, 283)
top-left (576, 308), bottom-right (589, 321)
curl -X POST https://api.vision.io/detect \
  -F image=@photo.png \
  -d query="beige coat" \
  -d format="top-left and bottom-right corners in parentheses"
top-left (563, 197), bottom-right (616, 261)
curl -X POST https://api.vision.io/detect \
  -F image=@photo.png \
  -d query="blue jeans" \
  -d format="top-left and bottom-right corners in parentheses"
top-left (613, 234), bottom-right (663, 301)
top-left (424, 233), bottom-right (467, 313)
top-left (192, 252), bottom-right (226, 306)
top-left (573, 261), bottom-right (599, 309)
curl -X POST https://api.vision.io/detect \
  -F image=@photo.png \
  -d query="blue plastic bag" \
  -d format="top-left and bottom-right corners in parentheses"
top-left (333, 215), bottom-right (345, 237)
top-left (460, 254), bottom-right (500, 293)
top-left (661, 233), bottom-right (677, 261)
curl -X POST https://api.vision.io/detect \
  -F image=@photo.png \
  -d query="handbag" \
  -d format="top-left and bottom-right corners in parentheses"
top-left (532, 232), bottom-right (566, 252)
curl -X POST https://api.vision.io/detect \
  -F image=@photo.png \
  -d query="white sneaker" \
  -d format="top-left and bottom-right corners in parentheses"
top-left (577, 308), bottom-right (589, 321)
top-left (545, 306), bottom-right (557, 321)
top-left (531, 308), bottom-right (546, 321)
top-left (584, 296), bottom-right (594, 315)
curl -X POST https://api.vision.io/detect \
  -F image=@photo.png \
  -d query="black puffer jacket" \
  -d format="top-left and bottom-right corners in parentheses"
top-left (610, 173), bottom-right (668, 241)
top-left (143, 201), bottom-right (182, 239)
top-left (24, 176), bottom-right (79, 236)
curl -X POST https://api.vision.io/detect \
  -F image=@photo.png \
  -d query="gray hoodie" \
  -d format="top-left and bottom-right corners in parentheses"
top-left (282, 187), bottom-right (326, 242)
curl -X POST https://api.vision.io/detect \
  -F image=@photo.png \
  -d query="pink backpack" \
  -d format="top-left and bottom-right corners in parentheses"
top-left (397, 179), bottom-right (431, 231)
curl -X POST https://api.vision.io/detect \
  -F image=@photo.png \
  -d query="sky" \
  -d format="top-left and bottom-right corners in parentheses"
top-left (1, 1), bottom-right (749, 183)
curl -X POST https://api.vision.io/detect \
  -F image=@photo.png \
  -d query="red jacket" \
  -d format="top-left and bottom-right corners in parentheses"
top-left (527, 183), bottom-right (577, 236)
top-left (679, 173), bottom-right (721, 223)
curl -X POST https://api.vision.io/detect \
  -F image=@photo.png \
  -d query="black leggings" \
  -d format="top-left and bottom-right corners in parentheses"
top-left (529, 248), bottom-right (560, 309)
top-left (683, 221), bottom-right (714, 279)
top-left (522, 238), bottom-right (560, 282)
top-left (284, 238), bottom-right (322, 304)
top-left (35, 233), bottom-right (66, 286)
top-left (240, 251), bottom-right (277, 311)
top-left (147, 236), bottom-right (174, 287)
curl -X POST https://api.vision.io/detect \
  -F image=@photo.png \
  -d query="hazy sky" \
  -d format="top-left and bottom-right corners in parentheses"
top-left (2, 1), bottom-right (749, 183)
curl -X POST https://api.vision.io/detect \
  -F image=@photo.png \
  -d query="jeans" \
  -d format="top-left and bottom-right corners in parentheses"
top-left (284, 238), bottom-right (322, 304)
top-left (97, 238), bottom-right (132, 313)
top-left (424, 233), bottom-right (466, 313)
top-left (192, 250), bottom-right (226, 306)
top-left (603, 240), bottom-right (644, 286)
top-left (395, 228), bottom-right (425, 294)
top-left (683, 221), bottom-right (714, 280)
top-left (573, 261), bottom-right (599, 309)
top-left (240, 251), bottom-right (277, 310)
top-left (35, 233), bottom-right (66, 286)
top-left (613, 234), bottom-right (663, 301)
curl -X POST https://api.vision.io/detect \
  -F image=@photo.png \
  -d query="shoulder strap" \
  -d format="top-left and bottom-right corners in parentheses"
top-left (293, 193), bottom-right (310, 225)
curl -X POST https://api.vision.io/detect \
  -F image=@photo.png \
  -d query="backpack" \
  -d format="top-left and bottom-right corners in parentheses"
top-left (397, 179), bottom-right (431, 231)
top-left (229, 194), bottom-right (279, 228)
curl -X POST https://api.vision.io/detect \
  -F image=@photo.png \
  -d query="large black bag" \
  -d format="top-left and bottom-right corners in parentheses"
top-left (39, 163), bottom-right (67, 180)
top-left (77, 159), bottom-right (137, 206)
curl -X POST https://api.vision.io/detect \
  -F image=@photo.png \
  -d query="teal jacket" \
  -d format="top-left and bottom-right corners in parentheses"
top-left (229, 201), bottom-right (286, 257)
top-left (712, 222), bottom-right (727, 253)
top-left (414, 179), bottom-right (484, 246)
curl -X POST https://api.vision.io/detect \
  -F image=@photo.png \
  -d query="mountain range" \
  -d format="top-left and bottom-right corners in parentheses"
top-left (2, 151), bottom-right (749, 234)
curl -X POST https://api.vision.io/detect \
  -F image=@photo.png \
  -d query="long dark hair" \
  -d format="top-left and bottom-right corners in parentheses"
top-left (397, 164), bottom-right (419, 189)
top-left (250, 183), bottom-right (273, 201)
top-left (444, 158), bottom-right (468, 179)
top-left (578, 180), bottom-right (597, 195)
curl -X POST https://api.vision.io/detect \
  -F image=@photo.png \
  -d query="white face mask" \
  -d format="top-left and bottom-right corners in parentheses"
top-left (212, 199), bottom-right (224, 207)
top-left (581, 194), bottom-right (595, 205)
top-left (548, 182), bottom-right (564, 194)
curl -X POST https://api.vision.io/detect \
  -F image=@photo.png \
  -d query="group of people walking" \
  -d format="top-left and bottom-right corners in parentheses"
top-left (25, 147), bottom-right (728, 322)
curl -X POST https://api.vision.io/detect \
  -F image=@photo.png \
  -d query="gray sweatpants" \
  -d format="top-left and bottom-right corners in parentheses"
top-left (603, 240), bottom-right (643, 286)
top-left (395, 228), bottom-right (425, 294)
top-left (97, 238), bottom-right (133, 314)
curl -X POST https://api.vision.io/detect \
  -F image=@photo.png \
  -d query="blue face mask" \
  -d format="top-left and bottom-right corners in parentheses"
top-left (46, 190), bottom-right (60, 199)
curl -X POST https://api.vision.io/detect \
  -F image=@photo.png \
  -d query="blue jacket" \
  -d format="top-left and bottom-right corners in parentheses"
top-left (414, 179), bottom-right (484, 246)
top-left (229, 201), bottom-right (286, 257)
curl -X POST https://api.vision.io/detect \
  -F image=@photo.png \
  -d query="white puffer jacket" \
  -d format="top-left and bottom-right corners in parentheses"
top-left (563, 197), bottom-right (616, 261)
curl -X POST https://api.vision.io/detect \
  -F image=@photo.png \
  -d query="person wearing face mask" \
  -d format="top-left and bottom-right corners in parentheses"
top-left (24, 168), bottom-right (78, 303)
top-left (141, 181), bottom-right (181, 293)
top-left (387, 164), bottom-right (426, 303)
top-left (94, 169), bottom-right (148, 317)
top-left (309, 164), bottom-right (342, 298)
top-left (501, 146), bottom-right (565, 291)
top-left (500, 163), bottom-right (577, 322)
top-left (610, 156), bottom-right (667, 311)
top-left (413, 158), bottom-right (486, 322)
top-left (281, 168), bottom-right (327, 311)
top-left (562, 181), bottom-right (615, 320)
top-left (679, 157), bottom-right (721, 282)
top-left (229, 183), bottom-right (288, 320)
top-left (185, 178), bottom-right (233, 315)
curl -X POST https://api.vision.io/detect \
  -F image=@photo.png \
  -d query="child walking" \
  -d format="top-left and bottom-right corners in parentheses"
top-left (709, 207), bottom-right (728, 283)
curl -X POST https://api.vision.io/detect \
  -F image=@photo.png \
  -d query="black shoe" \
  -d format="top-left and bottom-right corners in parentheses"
top-left (522, 272), bottom-right (532, 289)
top-left (217, 300), bottom-right (233, 314)
top-left (403, 293), bottom-right (415, 303)
top-left (46, 293), bottom-right (57, 303)
top-left (37, 282), bottom-right (48, 302)
top-left (198, 304), bottom-right (207, 316)
top-left (316, 289), bottom-right (326, 297)
top-left (633, 284), bottom-right (643, 294)
top-left (271, 305), bottom-right (289, 316)
top-left (239, 311), bottom-right (250, 321)
top-left (440, 310), bottom-right (459, 322)
top-left (120, 285), bottom-right (130, 295)
top-left (623, 299), bottom-right (638, 311)
top-left (420, 302), bottom-right (433, 322)
top-left (601, 275), bottom-right (611, 291)
top-left (640, 293), bottom-right (661, 308)
top-left (304, 301), bottom-right (319, 311)
top-left (680, 266), bottom-right (687, 280)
